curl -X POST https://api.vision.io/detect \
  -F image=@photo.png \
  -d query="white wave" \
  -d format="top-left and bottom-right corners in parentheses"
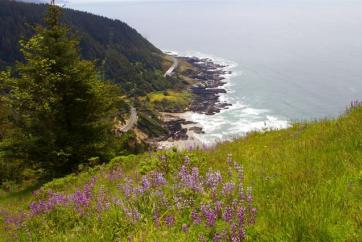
top-left (163, 49), bottom-right (290, 146)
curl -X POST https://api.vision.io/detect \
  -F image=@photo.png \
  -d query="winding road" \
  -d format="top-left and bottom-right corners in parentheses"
top-left (118, 56), bottom-right (178, 133)
top-left (164, 56), bottom-right (178, 77)
top-left (118, 107), bottom-right (138, 133)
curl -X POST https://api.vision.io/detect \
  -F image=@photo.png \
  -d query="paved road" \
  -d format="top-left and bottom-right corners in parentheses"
top-left (118, 107), bottom-right (138, 133)
top-left (164, 56), bottom-right (178, 77)
top-left (118, 56), bottom-right (177, 134)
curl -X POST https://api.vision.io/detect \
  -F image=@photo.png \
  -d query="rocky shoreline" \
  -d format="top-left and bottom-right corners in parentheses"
top-left (158, 55), bottom-right (233, 148)
top-left (182, 56), bottom-right (232, 115)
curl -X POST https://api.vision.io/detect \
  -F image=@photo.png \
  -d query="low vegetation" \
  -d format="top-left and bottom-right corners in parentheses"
top-left (1, 103), bottom-right (361, 241)
top-left (147, 90), bottom-right (192, 112)
top-left (0, 2), bottom-right (361, 241)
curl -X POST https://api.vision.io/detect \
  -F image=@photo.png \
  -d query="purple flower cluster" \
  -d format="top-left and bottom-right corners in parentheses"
top-left (4, 153), bottom-right (256, 241)
top-left (205, 169), bottom-right (222, 190)
top-left (179, 163), bottom-right (203, 192)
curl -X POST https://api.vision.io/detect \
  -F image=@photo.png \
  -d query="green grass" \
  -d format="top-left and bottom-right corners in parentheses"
top-left (1, 105), bottom-right (362, 241)
top-left (147, 90), bottom-right (192, 112)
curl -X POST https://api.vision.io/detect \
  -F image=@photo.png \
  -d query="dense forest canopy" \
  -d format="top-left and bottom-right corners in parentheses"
top-left (0, 0), bottom-right (170, 94)
top-left (0, 4), bottom-right (129, 181)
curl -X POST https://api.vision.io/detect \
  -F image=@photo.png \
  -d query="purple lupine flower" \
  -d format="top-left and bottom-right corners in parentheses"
top-left (230, 223), bottom-right (240, 242)
top-left (124, 208), bottom-right (141, 223)
top-left (142, 176), bottom-right (151, 190)
top-left (238, 184), bottom-right (245, 201)
top-left (3, 212), bottom-right (26, 230)
top-left (213, 233), bottom-right (223, 242)
top-left (247, 187), bottom-right (253, 204)
top-left (72, 190), bottom-right (88, 207)
top-left (165, 215), bottom-right (175, 227)
top-left (133, 186), bottom-right (145, 197)
top-left (222, 182), bottom-right (235, 196)
top-left (182, 224), bottom-right (189, 232)
top-left (239, 227), bottom-right (246, 241)
top-left (191, 210), bottom-right (202, 224)
top-left (249, 207), bottom-right (256, 224)
top-left (179, 165), bottom-right (202, 192)
top-left (201, 204), bottom-right (217, 227)
top-left (178, 165), bottom-right (189, 182)
top-left (179, 165), bottom-right (188, 182)
top-left (234, 163), bottom-right (244, 182)
top-left (29, 202), bottom-right (41, 215)
top-left (190, 167), bottom-right (203, 192)
top-left (205, 170), bottom-right (222, 190)
top-left (152, 172), bottom-right (167, 186)
top-left (237, 207), bottom-right (245, 225)
top-left (222, 206), bottom-right (233, 222)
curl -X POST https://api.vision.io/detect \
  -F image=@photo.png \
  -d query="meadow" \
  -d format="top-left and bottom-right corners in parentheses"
top-left (0, 103), bottom-right (361, 241)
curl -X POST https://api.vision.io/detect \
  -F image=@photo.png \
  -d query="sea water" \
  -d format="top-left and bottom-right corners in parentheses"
top-left (69, 0), bottom-right (362, 145)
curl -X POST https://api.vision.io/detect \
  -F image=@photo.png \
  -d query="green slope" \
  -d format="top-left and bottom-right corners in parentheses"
top-left (1, 104), bottom-right (361, 241)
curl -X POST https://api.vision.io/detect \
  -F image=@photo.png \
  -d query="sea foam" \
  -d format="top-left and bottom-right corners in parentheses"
top-left (164, 50), bottom-right (290, 146)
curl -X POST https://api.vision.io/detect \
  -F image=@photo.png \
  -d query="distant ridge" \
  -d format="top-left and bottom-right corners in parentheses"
top-left (0, 0), bottom-right (169, 94)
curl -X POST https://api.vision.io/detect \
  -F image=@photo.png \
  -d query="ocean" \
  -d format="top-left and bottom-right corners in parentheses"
top-left (69, 0), bottom-right (362, 144)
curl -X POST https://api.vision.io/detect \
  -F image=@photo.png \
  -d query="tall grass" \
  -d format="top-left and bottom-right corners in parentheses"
top-left (1, 104), bottom-right (361, 241)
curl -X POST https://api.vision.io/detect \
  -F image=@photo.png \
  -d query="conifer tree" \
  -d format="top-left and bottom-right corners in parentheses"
top-left (0, 5), bottom-right (124, 177)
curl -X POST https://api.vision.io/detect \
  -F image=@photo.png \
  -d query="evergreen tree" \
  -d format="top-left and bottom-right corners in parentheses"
top-left (0, 5), bottom-right (125, 178)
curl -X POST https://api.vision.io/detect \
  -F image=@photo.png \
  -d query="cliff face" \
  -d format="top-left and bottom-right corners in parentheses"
top-left (0, 0), bottom-right (168, 94)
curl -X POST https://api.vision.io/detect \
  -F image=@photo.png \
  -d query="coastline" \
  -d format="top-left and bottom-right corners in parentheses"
top-left (157, 53), bottom-right (235, 150)
top-left (157, 112), bottom-right (205, 150)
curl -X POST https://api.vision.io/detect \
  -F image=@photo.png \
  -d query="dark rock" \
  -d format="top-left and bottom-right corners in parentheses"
top-left (189, 127), bottom-right (205, 134)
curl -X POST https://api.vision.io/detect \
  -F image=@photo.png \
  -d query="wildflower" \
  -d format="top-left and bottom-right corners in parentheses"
top-left (237, 207), bottom-right (245, 225)
top-left (191, 210), bottom-right (202, 224)
top-left (201, 204), bottom-right (217, 227)
top-left (213, 233), bottom-right (223, 242)
top-left (222, 182), bottom-right (235, 196)
top-left (165, 215), bottom-right (175, 227)
top-left (250, 207), bottom-right (256, 224)
top-left (222, 206), bottom-right (233, 222)
top-left (205, 170), bottom-right (222, 190)
top-left (247, 187), bottom-right (253, 204)
top-left (230, 223), bottom-right (240, 242)
top-left (234, 162), bottom-right (244, 182)
top-left (238, 184), bottom-right (245, 201)
top-left (179, 166), bottom-right (202, 192)
top-left (182, 223), bottom-right (189, 232)
top-left (153, 172), bottom-right (167, 186)
top-left (142, 176), bottom-right (151, 190)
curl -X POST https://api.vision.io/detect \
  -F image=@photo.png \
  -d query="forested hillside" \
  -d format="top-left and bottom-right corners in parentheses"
top-left (0, 0), bottom-right (169, 94)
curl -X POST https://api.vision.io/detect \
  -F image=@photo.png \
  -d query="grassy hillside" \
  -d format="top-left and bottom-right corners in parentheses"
top-left (1, 103), bottom-right (361, 241)
top-left (0, 0), bottom-right (170, 94)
